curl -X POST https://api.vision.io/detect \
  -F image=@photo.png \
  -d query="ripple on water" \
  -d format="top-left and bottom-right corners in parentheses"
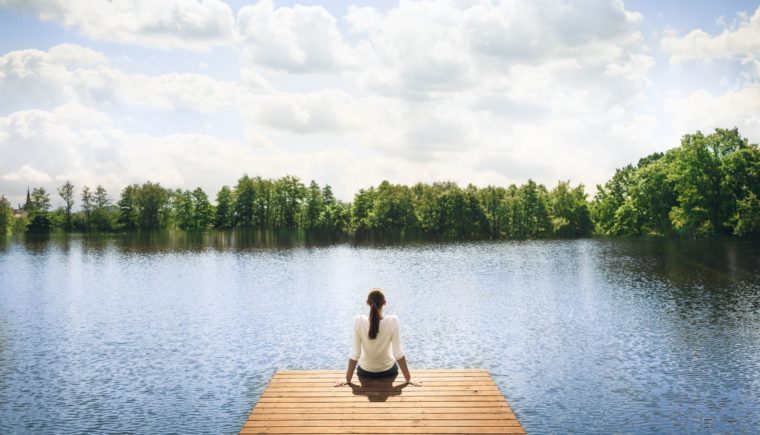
top-left (0, 237), bottom-right (759, 433)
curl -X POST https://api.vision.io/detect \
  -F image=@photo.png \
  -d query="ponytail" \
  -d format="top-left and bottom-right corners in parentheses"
top-left (369, 302), bottom-right (380, 339)
top-left (366, 288), bottom-right (386, 340)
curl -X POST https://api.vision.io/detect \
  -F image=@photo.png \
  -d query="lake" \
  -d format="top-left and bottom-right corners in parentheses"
top-left (1, 233), bottom-right (759, 433)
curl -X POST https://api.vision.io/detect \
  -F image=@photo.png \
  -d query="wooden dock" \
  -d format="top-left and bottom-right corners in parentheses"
top-left (240, 368), bottom-right (525, 434)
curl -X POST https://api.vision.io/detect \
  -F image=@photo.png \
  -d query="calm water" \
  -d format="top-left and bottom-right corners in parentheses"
top-left (1, 233), bottom-right (759, 434)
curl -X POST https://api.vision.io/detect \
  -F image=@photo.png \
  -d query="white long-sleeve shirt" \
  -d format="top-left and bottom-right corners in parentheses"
top-left (349, 314), bottom-right (405, 372)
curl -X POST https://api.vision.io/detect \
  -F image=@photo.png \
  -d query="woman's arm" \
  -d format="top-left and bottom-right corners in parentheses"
top-left (336, 317), bottom-right (362, 387)
top-left (397, 356), bottom-right (422, 386)
top-left (335, 358), bottom-right (358, 387)
top-left (393, 319), bottom-right (421, 386)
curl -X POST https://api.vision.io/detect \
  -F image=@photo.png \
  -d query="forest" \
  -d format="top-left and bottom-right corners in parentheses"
top-left (1, 128), bottom-right (758, 239)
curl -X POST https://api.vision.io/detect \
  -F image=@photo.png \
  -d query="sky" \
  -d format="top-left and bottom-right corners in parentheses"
top-left (0, 0), bottom-right (759, 207)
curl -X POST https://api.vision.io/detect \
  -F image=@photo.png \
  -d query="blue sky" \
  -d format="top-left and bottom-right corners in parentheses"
top-left (0, 0), bottom-right (759, 207)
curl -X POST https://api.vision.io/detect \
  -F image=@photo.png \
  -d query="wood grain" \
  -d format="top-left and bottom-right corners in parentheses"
top-left (240, 369), bottom-right (525, 434)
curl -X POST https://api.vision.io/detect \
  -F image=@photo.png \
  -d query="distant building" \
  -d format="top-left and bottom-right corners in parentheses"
top-left (23, 187), bottom-right (31, 212)
top-left (11, 187), bottom-right (31, 218)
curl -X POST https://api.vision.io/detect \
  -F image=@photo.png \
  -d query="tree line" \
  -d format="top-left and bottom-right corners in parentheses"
top-left (590, 128), bottom-right (760, 237)
top-left (1, 128), bottom-right (758, 239)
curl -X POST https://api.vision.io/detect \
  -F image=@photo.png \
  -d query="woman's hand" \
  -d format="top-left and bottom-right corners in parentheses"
top-left (334, 379), bottom-right (351, 387)
top-left (405, 378), bottom-right (423, 386)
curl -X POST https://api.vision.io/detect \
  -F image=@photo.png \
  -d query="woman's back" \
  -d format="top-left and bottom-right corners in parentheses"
top-left (351, 314), bottom-right (404, 373)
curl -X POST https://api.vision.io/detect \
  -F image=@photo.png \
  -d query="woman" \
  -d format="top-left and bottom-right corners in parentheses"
top-left (335, 288), bottom-right (422, 387)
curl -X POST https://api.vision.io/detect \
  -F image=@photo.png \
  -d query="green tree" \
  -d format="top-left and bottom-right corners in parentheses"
top-left (117, 184), bottom-right (140, 230)
top-left (88, 185), bottom-right (114, 231)
top-left (0, 195), bottom-right (13, 236)
top-left (57, 180), bottom-right (75, 230)
top-left (352, 187), bottom-right (376, 231)
top-left (371, 181), bottom-right (417, 231)
top-left (173, 189), bottom-right (194, 230)
top-left (27, 187), bottom-right (52, 232)
top-left (590, 165), bottom-right (636, 235)
top-left (303, 180), bottom-right (324, 229)
top-left (137, 182), bottom-right (169, 229)
top-left (722, 145), bottom-right (760, 235)
top-left (233, 175), bottom-right (256, 227)
top-left (272, 176), bottom-right (306, 228)
top-left (192, 187), bottom-right (214, 230)
top-left (667, 129), bottom-right (745, 236)
top-left (81, 185), bottom-right (94, 229)
top-left (549, 181), bottom-right (592, 237)
top-left (630, 156), bottom-right (677, 236)
top-left (214, 186), bottom-right (234, 229)
top-left (319, 185), bottom-right (350, 232)
top-left (519, 180), bottom-right (551, 238)
top-left (733, 192), bottom-right (760, 236)
top-left (479, 186), bottom-right (506, 238)
top-left (252, 177), bottom-right (273, 227)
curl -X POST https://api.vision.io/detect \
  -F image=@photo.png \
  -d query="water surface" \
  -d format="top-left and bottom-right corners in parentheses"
top-left (1, 233), bottom-right (759, 433)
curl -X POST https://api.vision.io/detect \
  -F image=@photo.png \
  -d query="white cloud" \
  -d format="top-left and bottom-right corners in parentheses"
top-left (237, 0), bottom-right (357, 73)
top-left (661, 6), bottom-right (760, 65)
top-left (0, 0), bottom-right (235, 51)
top-left (0, 1), bottom-right (679, 206)
top-left (666, 86), bottom-right (760, 142)
top-left (0, 104), bottom-right (518, 205)
top-left (3, 164), bottom-right (53, 183)
top-left (249, 89), bottom-right (361, 134)
top-left (0, 44), bottom-right (243, 113)
top-left (47, 43), bottom-right (108, 65)
top-left (346, 0), bottom-right (644, 99)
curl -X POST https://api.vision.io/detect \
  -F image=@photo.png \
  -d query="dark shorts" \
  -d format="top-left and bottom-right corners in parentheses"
top-left (357, 363), bottom-right (398, 378)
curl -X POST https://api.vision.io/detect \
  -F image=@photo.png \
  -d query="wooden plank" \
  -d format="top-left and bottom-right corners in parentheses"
top-left (252, 402), bottom-right (512, 410)
top-left (244, 419), bottom-right (522, 427)
top-left (240, 368), bottom-right (524, 434)
top-left (266, 379), bottom-right (499, 385)
top-left (252, 406), bottom-right (512, 414)
top-left (273, 373), bottom-right (491, 379)
top-left (265, 385), bottom-right (501, 391)
top-left (241, 427), bottom-right (525, 434)
top-left (258, 396), bottom-right (509, 403)
top-left (275, 369), bottom-right (488, 376)
top-left (261, 390), bottom-right (501, 397)
top-left (250, 412), bottom-right (517, 420)
top-left (273, 373), bottom-right (491, 378)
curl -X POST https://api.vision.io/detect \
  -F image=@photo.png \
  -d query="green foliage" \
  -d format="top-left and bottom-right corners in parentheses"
top-left (90, 185), bottom-right (114, 231)
top-left (512, 180), bottom-right (552, 238)
top-left (57, 180), bottom-right (75, 230)
top-left (81, 185), bottom-right (93, 226)
top-left (173, 187), bottom-right (214, 230)
top-left (548, 181), bottom-right (592, 237)
top-left (137, 182), bottom-right (170, 229)
top-left (590, 165), bottom-right (635, 235)
top-left (592, 127), bottom-right (758, 238)
top-left (352, 187), bottom-right (375, 231)
top-left (303, 180), bottom-right (324, 229)
top-left (214, 186), bottom-right (234, 229)
top-left (27, 187), bottom-right (52, 232)
top-left (117, 184), bottom-right (140, 230)
top-left (733, 192), bottom-right (760, 236)
top-left (12, 216), bottom-right (29, 234)
top-left (192, 187), bottom-right (214, 230)
top-left (318, 185), bottom-right (351, 232)
top-left (273, 175), bottom-right (307, 228)
top-left (233, 175), bottom-right (256, 227)
top-left (0, 195), bottom-right (13, 236)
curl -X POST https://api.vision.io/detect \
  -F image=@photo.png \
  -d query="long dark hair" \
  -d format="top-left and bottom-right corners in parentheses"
top-left (367, 288), bottom-right (386, 340)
